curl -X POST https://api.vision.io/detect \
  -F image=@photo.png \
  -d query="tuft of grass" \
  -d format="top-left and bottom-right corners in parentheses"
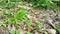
top-left (36, 21), bottom-right (44, 32)
top-left (0, 0), bottom-right (19, 8)
top-left (22, 17), bottom-right (33, 29)
top-left (1, 8), bottom-right (27, 27)
top-left (11, 30), bottom-right (16, 34)
top-left (56, 25), bottom-right (60, 33)
top-left (23, 0), bottom-right (59, 11)
top-left (26, 31), bottom-right (32, 34)
top-left (12, 29), bottom-right (21, 34)
top-left (16, 29), bottom-right (21, 34)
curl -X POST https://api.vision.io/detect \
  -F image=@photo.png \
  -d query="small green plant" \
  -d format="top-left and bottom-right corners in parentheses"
top-left (12, 29), bottom-right (21, 34)
top-left (2, 8), bottom-right (27, 27)
top-left (24, 0), bottom-right (58, 10)
top-left (16, 29), bottom-right (21, 34)
top-left (12, 9), bottom-right (27, 26)
top-left (36, 21), bottom-right (44, 32)
top-left (12, 30), bottom-right (16, 34)
top-left (22, 17), bottom-right (33, 29)
top-left (0, 0), bottom-right (19, 8)
top-left (56, 25), bottom-right (60, 33)
top-left (26, 31), bottom-right (32, 34)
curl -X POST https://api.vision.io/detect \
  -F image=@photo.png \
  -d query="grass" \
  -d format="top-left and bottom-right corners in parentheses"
top-left (55, 25), bottom-right (60, 33)
top-left (12, 29), bottom-right (21, 34)
top-left (0, 0), bottom-right (60, 34)
top-left (0, 0), bottom-right (18, 8)
top-left (1, 8), bottom-right (27, 27)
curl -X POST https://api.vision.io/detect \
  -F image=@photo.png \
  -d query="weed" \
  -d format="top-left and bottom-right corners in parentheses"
top-left (26, 31), bottom-right (32, 34)
top-left (0, 0), bottom-right (19, 8)
top-left (56, 25), bottom-right (60, 33)
top-left (36, 21), bottom-right (44, 32)
top-left (12, 30), bottom-right (16, 34)
top-left (23, 0), bottom-right (59, 10)
top-left (1, 8), bottom-right (27, 27)
top-left (12, 29), bottom-right (21, 34)
top-left (22, 17), bottom-right (33, 29)
top-left (16, 29), bottom-right (21, 34)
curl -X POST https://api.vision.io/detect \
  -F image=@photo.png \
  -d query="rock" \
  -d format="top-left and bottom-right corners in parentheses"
top-left (47, 29), bottom-right (56, 34)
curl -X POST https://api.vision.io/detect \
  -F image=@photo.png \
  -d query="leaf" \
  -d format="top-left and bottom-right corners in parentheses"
top-left (11, 30), bottom-right (16, 34)
top-left (25, 22), bottom-right (33, 29)
top-left (16, 29), bottom-right (21, 34)
top-left (36, 21), bottom-right (44, 32)
top-left (16, 9), bottom-right (27, 19)
top-left (13, 20), bottom-right (19, 26)
top-left (17, 9), bottom-right (23, 14)
top-left (26, 31), bottom-right (32, 34)
top-left (22, 17), bottom-right (33, 29)
top-left (56, 25), bottom-right (60, 33)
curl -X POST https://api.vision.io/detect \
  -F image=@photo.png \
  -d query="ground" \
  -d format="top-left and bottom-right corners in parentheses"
top-left (0, 1), bottom-right (60, 34)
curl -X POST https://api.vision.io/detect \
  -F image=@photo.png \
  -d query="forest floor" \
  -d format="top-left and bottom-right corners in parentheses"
top-left (0, 2), bottom-right (60, 34)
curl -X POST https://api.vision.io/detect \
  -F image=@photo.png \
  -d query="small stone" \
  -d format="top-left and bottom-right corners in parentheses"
top-left (47, 29), bottom-right (56, 34)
